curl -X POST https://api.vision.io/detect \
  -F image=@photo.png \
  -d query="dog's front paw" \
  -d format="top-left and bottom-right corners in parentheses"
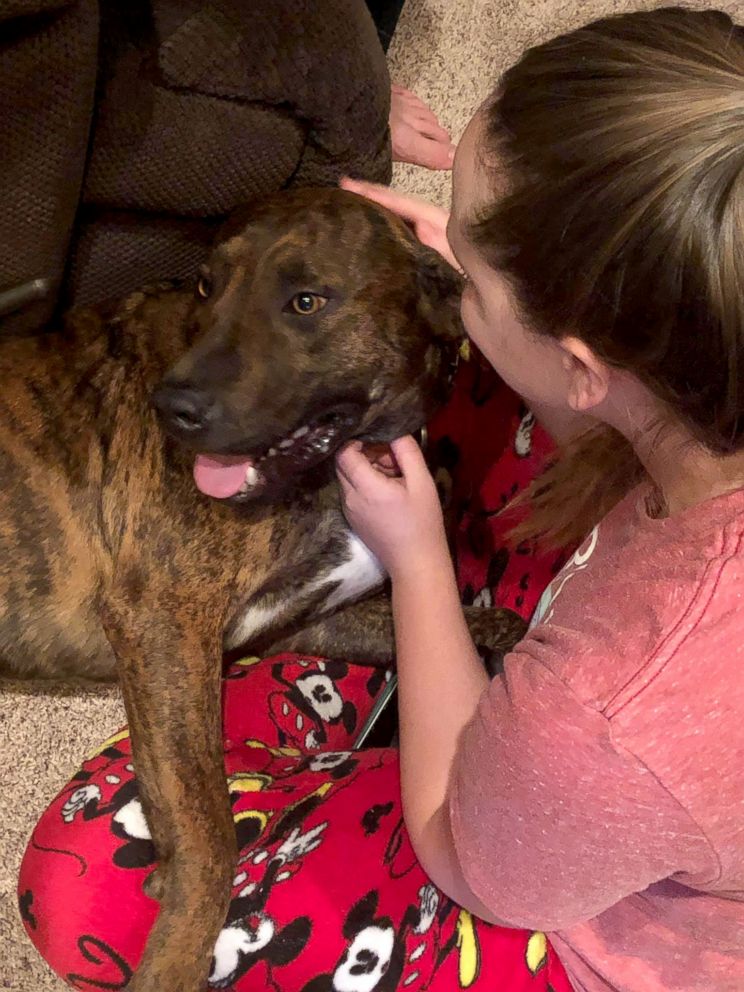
top-left (465, 607), bottom-right (528, 678)
top-left (475, 643), bottom-right (507, 679)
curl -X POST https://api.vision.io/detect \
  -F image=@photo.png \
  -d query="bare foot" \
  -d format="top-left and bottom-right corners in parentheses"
top-left (389, 84), bottom-right (456, 171)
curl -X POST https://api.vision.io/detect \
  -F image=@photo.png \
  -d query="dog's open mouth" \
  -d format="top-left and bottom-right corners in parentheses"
top-left (192, 403), bottom-right (362, 501)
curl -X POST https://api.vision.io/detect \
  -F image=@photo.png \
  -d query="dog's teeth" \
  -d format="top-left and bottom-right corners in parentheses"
top-left (292, 426), bottom-right (309, 439)
top-left (268, 447), bottom-right (277, 457)
top-left (245, 465), bottom-right (259, 487)
top-left (279, 438), bottom-right (294, 450)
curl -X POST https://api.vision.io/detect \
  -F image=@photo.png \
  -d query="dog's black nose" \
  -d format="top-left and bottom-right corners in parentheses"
top-left (152, 385), bottom-right (219, 435)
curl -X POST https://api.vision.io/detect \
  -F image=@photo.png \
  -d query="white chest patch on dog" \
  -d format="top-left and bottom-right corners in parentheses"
top-left (226, 600), bottom-right (285, 650)
top-left (227, 531), bottom-right (385, 650)
top-left (313, 532), bottom-right (386, 611)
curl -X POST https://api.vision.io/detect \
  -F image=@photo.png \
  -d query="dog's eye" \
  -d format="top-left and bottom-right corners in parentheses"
top-left (196, 274), bottom-right (213, 300)
top-left (289, 292), bottom-right (327, 316)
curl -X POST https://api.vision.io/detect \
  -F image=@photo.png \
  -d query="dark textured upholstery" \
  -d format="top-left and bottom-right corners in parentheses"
top-left (0, 0), bottom-right (392, 333)
top-left (366, 0), bottom-right (406, 51)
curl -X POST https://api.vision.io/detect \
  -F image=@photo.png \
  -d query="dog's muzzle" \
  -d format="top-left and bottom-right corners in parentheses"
top-left (152, 384), bottom-right (223, 439)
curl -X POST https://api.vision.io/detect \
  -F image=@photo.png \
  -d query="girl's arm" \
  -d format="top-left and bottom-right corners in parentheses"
top-left (336, 436), bottom-right (708, 932)
top-left (336, 436), bottom-right (508, 920)
top-left (391, 546), bottom-right (513, 923)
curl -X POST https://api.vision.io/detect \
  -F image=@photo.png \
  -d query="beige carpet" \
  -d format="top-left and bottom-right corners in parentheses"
top-left (1, 0), bottom-right (742, 988)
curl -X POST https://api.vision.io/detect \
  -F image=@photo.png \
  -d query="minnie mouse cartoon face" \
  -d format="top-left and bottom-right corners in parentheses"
top-left (333, 924), bottom-right (396, 992)
top-left (209, 910), bottom-right (311, 989)
top-left (270, 660), bottom-right (358, 748)
top-left (209, 854), bottom-right (312, 989)
top-left (296, 671), bottom-right (345, 723)
top-left (210, 913), bottom-right (276, 986)
top-left (61, 777), bottom-right (156, 869)
top-left (306, 751), bottom-right (359, 780)
top-left (301, 891), bottom-right (404, 992)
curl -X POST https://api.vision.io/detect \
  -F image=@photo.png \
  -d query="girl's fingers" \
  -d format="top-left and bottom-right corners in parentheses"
top-left (339, 177), bottom-right (392, 202)
top-left (336, 470), bottom-right (353, 503)
top-left (417, 224), bottom-right (459, 266)
top-left (335, 441), bottom-right (366, 486)
top-left (339, 178), bottom-right (443, 227)
top-left (362, 443), bottom-right (399, 475)
top-left (389, 435), bottom-right (427, 478)
top-left (336, 442), bottom-right (393, 493)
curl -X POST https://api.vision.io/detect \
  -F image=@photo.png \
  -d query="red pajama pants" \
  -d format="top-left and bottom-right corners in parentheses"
top-left (18, 362), bottom-right (574, 992)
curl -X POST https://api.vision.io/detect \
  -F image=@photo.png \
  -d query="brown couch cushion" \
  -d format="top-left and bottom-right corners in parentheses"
top-left (0, 0), bottom-right (392, 331)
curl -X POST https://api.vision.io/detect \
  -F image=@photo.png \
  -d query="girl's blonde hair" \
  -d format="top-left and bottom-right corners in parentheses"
top-left (473, 7), bottom-right (744, 544)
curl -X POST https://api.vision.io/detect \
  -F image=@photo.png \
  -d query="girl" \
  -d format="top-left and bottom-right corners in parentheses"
top-left (340, 7), bottom-right (744, 989)
top-left (19, 7), bottom-right (744, 991)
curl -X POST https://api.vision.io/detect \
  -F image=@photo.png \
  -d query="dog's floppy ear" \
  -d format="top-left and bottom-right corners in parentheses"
top-left (214, 202), bottom-right (261, 245)
top-left (415, 244), bottom-right (465, 340)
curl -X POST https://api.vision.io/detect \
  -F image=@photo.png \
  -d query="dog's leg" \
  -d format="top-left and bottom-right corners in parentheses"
top-left (102, 595), bottom-right (236, 992)
top-left (265, 596), bottom-right (527, 674)
top-left (264, 595), bottom-right (395, 664)
top-left (462, 605), bottom-right (528, 677)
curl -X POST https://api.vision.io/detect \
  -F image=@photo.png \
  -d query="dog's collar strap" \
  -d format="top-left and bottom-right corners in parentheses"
top-left (418, 337), bottom-right (470, 454)
top-left (444, 336), bottom-right (470, 390)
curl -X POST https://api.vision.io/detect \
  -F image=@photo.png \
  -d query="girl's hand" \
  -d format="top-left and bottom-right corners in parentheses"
top-left (339, 178), bottom-right (458, 271)
top-left (336, 436), bottom-right (448, 580)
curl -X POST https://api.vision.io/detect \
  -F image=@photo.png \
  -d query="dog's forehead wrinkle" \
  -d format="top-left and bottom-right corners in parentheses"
top-left (215, 227), bottom-right (275, 275)
top-left (217, 208), bottom-right (411, 299)
top-left (220, 235), bottom-right (246, 261)
top-left (218, 232), bottom-right (267, 268)
top-left (256, 233), bottom-right (336, 290)
top-left (359, 204), bottom-right (410, 254)
top-left (275, 256), bottom-right (324, 291)
top-left (211, 264), bottom-right (256, 320)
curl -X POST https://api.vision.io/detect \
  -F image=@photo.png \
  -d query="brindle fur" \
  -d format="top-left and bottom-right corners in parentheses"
top-left (0, 188), bottom-right (526, 991)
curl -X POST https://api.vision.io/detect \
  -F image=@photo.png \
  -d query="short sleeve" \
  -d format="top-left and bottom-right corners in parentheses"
top-left (448, 637), bottom-right (713, 932)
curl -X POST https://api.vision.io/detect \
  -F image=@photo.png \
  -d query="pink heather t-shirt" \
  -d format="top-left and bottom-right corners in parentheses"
top-left (450, 484), bottom-right (744, 992)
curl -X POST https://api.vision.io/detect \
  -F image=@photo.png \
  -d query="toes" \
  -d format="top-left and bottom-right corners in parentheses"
top-left (417, 139), bottom-right (457, 170)
top-left (414, 110), bottom-right (446, 132)
top-left (392, 127), bottom-right (456, 170)
top-left (392, 85), bottom-right (438, 119)
top-left (415, 119), bottom-right (452, 143)
top-left (392, 84), bottom-right (415, 99)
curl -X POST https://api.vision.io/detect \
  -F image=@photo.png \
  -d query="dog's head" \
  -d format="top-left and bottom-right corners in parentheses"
top-left (152, 187), bottom-right (463, 503)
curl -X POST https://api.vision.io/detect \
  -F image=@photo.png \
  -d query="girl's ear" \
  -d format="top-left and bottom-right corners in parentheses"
top-left (559, 336), bottom-right (611, 413)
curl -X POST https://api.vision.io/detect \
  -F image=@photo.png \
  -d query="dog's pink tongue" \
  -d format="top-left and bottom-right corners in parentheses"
top-left (193, 454), bottom-right (253, 498)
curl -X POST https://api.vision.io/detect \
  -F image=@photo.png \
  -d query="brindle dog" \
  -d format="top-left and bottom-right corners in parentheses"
top-left (0, 188), bottom-right (526, 991)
